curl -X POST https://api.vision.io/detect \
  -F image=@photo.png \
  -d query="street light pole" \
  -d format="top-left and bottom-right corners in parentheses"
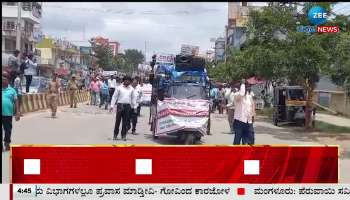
top-left (144, 41), bottom-right (147, 62)
top-left (16, 2), bottom-right (22, 50)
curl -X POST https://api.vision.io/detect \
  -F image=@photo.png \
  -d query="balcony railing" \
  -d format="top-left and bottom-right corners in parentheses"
top-left (40, 58), bottom-right (55, 65)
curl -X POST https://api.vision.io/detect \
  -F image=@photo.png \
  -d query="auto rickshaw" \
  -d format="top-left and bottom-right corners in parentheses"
top-left (272, 86), bottom-right (314, 126)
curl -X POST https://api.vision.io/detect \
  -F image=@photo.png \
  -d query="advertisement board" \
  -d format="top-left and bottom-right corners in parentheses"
top-left (141, 83), bottom-right (152, 104)
top-left (156, 54), bottom-right (175, 64)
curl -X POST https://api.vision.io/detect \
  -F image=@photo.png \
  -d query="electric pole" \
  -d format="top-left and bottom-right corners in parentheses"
top-left (144, 41), bottom-right (147, 63)
top-left (16, 2), bottom-right (22, 51)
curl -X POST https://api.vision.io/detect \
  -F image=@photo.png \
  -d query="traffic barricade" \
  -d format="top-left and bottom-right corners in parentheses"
top-left (33, 94), bottom-right (40, 111)
top-left (64, 92), bottom-right (69, 105)
top-left (27, 94), bottom-right (34, 112)
top-left (37, 94), bottom-right (44, 110)
top-left (58, 92), bottom-right (64, 106)
top-left (21, 95), bottom-right (29, 113)
top-left (42, 93), bottom-right (48, 109)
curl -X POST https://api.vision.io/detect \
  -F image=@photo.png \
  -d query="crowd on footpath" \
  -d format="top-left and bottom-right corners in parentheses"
top-left (2, 50), bottom-right (40, 152)
top-left (209, 79), bottom-right (256, 145)
top-left (1, 50), bottom-right (145, 151)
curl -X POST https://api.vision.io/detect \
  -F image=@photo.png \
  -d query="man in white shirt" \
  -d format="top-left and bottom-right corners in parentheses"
top-left (108, 75), bottom-right (117, 106)
top-left (225, 82), bottom-right (238, 133)
top-left (135, 77), bottom-right (143, 117)
top-left (110, 76), bottom-right (136, 141)
top-left (233, 80), bottom-right (256, 145)
top-left (129, 77), bottom-right (143, 135)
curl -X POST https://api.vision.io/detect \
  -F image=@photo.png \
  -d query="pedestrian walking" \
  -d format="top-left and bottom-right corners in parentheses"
top-left (137, 78), bottom-right (144, 116)
top-left (13, 72), bottom-right (23, 115)
top-left (89, 77), bottom-right (101, 106)
top-left (100, 77), bottom-right (109, 110)
top-left (23, 54), bottom-right (38, 93)
top-left (47, 72), bottom-right (61, 118)
top-left (217, 85), bottom-right (225, 114)
top-left (108, 75), bottom-right (117, 106)
top-left (7, 50), bottom-right (21, 87)
top-left (225, 82), bottom-right (238, 133)
top-left (210, 85), bottom-right (218, 113)
top-left (67, 75), bottom-right (78, 108)
top-left (110, 76), bottom-right (136, 141)
top-left (130, 77), bottom-right (143, 135)
top-left (97, 77), bottom-right (104, 106)
top-left (243, 85), bottom-right (255, 145)
top-left (232, 80), bottom-right (256, 145)
top-left (2, 74), bottom-right (21, 151)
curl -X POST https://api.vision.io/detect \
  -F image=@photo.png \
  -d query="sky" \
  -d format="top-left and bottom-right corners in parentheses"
top-left (41, 2), bottom-right (350, 60)
top-left (41, 2), bottom-right (228, 59)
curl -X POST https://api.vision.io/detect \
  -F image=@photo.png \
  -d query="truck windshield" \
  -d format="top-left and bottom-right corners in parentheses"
top-left (168, 85), bottom-right (206, 100)
top-left (289, 89), bottom-right (305, 100)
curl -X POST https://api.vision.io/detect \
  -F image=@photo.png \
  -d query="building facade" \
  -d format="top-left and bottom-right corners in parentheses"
top-left (226, 2), bottom-right (265, 50)
top-left (214, 38), bottom-right (225, 62)
top-left (313, 76), bottom-right (350, 116)
top-left (109, 41), bottom-right (120, 57)
top-left (36, 36), bottom-right (80, 77)
top-left (2, 2), bottom-right (42, 54)
top-left (205, 49), bottom-right (215, 62)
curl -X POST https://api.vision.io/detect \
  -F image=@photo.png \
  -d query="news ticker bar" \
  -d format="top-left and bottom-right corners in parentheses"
top-left (9, 184), bottom-right (350, 200)
top-left (11, 146), bottom-right (338, 183)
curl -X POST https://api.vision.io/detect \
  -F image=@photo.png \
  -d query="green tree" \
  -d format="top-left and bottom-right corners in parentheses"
top-left (124, 49), bottom-right (145, 74)
top-left (94, 45), bottom-right (115, 71)
top-left (328, 32), bottom-right (350, 95)
top-left (112, 53), bottom-right (127, 72)
top-left (210, 2), bottom-right (347, 129)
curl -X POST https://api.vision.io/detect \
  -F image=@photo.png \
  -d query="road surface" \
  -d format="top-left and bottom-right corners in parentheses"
top-left (2, 103), bottom-right (350, 183)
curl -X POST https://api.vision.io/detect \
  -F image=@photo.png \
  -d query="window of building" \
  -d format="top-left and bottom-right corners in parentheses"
top-left (3, 2), bottom-right (17, 6)
top-left (242, 2), bottom-right (247, 6)
top-left (319, 92), bottom-right (331, 107)
top-left (22, 2), bottom-right (32, 11)
top-left (5, 21), bottom-right (16, 30)
top-left (5, 39), bottom-right (16, 52)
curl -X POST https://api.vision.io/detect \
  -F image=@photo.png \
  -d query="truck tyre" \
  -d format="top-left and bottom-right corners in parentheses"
top-left (273, 113), bottom-right (278, 126)
top-left (184, 134), bottom-right (195, 145)
top-left (207, 119), bottom-right (211, 135)
top-left (152, 120), bottom-right (158, 139)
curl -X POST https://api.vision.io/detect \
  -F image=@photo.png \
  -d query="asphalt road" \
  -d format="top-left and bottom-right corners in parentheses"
top-left (2, 103), bottom-right (350, 183)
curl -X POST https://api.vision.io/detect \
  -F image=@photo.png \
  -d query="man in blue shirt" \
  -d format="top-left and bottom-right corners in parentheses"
top-left (210, 85), bottom-right (218, 113)
top-left (2, 74), bottom-right (20, 151)
top-left (100, 77), bottom-right (110, 110)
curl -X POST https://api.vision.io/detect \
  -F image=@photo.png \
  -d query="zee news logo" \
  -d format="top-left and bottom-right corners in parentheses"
top-left (297, 5), bottom-right (340, 33)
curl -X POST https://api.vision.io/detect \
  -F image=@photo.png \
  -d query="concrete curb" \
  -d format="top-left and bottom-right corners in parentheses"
top-left (20, 90), bottom-right (90, 113)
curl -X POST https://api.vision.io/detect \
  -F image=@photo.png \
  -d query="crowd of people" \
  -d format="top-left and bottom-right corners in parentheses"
top-left (2, 49), bottom-right (257, 151)
top-left (2, 50), bottom-right (40, 151)
top-left (86, 73), bottom-right (144, 141)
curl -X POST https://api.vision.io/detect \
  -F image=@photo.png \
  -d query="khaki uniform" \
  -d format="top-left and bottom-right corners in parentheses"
top-left (67, 80), bottom-right (78, 108)
top-left (47, 79), bottom-right (60, 117)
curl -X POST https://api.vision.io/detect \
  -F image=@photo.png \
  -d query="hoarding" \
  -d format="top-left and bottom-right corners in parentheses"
top-left (156, 54), bottom-right (175, 64)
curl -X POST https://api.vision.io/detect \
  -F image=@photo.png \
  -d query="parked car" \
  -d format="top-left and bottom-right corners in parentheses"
top-left (21, 76), bottom-right (49, 94)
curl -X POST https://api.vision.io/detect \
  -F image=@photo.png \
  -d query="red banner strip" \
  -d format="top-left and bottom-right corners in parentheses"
top-left (11, 146), bottom-right (338, 184)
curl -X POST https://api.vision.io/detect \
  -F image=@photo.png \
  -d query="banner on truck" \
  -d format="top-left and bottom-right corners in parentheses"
top-left (141, 83), bottom-right (152, 104)
top-left (156, 54), bottom-right (175, 64)
top-left (155, 98), bottom-right (209, 136)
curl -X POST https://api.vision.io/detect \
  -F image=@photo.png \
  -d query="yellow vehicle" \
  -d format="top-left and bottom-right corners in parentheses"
top-left (272, 86), bottom-right (314, 126)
